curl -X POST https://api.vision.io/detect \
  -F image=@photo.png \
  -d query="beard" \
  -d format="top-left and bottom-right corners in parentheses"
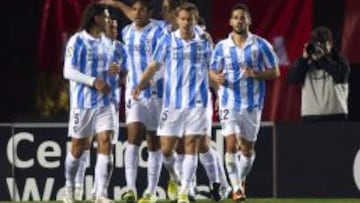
top-left (233, 26), bottom-right (247, 36)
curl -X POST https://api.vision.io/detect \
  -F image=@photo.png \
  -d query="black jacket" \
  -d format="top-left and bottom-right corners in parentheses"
top-left (287, 49), bottom-right (350, 84)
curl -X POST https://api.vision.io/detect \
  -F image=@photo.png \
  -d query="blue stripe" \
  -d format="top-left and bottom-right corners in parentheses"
top-left (162, 36), bottom-right (171, 107)
top-left (140, 29), bottom-right (151, 98)
top-left (230, 47), bottom-right (241, 111)
top-left (189, 42), bottom-right (197, 107)
top-left (200, 40), bottom-right (209, 108)
top-left (175, 38), bottom-right (183, 109)
top-left (90, 41), bottom-right (98, 108)
top-left (72, 36), bottom-right (82, 67)
top-left (156, 78), bottom-right (164, 98)
top-left (244, 45), bottom-right (254, 111)
top-left (257, 38), bottom-right (276, 67)
top-left (77, 41), bottom-right (87, 108)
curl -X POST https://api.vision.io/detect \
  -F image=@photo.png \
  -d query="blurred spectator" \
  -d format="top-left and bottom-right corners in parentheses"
top-left (287, 26), bottom-right (350, 121)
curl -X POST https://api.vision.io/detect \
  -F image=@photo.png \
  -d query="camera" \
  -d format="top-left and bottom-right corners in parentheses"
top-left (306, 41), bottom-right (325, 56)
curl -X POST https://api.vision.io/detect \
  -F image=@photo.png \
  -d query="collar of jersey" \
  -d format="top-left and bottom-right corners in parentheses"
top-left (227, 32), bottom-right (254, 48)
top-left (131, 19), bottom-right (156, 32)
top-left (174, 29), bottom-right (201, 42)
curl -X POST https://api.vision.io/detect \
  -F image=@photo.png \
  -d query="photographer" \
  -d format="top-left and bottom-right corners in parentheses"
top-left (287, 26), bottom-right (350, 121)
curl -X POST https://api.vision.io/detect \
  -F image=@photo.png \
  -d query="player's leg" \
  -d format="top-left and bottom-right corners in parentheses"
top-left (198, 136), bottom-right (221, 201)
top-left (139, 99), bottom-right (163, 203)
top-left (93, 105), bottom-right (116, 203)
top-left (236, 109), bottom-right (261, 200)
top-left (123, 98), bottom-right (148, 202)
top-left (138, 130), bottom-right (161, 203)
top-left (64, 108), bottom-right (95, 203)
top-left (177, 108), bottom-right (207, 203)
top-left (74, 145), bottom-right (90, 200)
top-left (157, 108), bottom-right (183, 201)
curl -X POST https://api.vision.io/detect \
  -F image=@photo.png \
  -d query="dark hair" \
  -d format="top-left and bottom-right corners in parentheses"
top-left (176, 2), bottom-right (199, 19)
top-left (80, 3), bottom-right (108, 32)
top-left (311, 26), bottom-right (333, 44)
top-left (168, 0), bottom-right (186, 10)
top-left (131, 0), bottom-right (153, 10)
top-left (230, 3), bottom-right (251, 20)
top-left (198, 16), bottom-right (206, 26)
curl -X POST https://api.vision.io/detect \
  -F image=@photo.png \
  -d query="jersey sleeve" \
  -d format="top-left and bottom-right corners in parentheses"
top-left (64, 35), bottom-right (83, 70)
top-left (210, 42), bottom-right (225, 72)
top-left (152, 34), bottom-right (171, 65)
top-left (257, 38), bottom-right (278, 69)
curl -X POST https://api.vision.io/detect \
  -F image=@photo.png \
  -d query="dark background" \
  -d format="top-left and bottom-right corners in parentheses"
top-left (1, 0), bottom-right (359, 122)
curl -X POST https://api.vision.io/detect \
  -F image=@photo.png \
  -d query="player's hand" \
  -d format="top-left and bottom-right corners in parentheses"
top-left (214, 72), bottom-right (225, 85)
top-left (244, 67), bottom-right (261, 79)
top-left (94, 78), bottom-right (111, 95)
top-left (99, 0), bottom-right (117, 7)
top-left (302, 43), bottom-right (309, 59)
top-left (132, 87), bottom-right (141, 100)
top-left (108, 63), bottom-right (120, 75)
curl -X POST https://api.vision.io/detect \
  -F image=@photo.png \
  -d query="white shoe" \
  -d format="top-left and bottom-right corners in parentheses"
top-left (62, 187), bottom-right (74, 203)
top-left (74, 186), bottom-right (83, 201)
top-left (95, 196), bottom-right (114, 203)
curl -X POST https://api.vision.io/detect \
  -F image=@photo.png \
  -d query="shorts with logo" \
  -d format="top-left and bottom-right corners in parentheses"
top-left (125, 97), bottom-right (162, 131)
top-left (157, 107), bottom-right (208, 137)
top-left (68, 104), bottom-right (116, 139)
top-left (220, 108), bottom-right (262, 142)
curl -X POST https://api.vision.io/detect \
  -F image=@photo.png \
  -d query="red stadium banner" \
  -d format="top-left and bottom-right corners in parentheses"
top-left (341, 0), bottom-right (360, 64)
top-left (210, 0), bottom-right (313, 122)
top-left (37, 0), bottom-right (92, 73)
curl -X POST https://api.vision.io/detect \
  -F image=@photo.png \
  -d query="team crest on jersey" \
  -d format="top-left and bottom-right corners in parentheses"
top-left (66, 47), bottom-right (74, 57)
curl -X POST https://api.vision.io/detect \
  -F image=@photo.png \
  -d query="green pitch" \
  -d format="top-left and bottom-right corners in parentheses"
top-left (2, 199), bottom-right (360, 203)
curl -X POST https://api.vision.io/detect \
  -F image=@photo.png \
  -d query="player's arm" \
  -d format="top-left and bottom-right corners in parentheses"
top-left (246, 38), bottom-right (280, 80)
top-left (101, 0), bottom-right (134, 21)
top-left (132, 61), bottom-right (160, 99)
top-left (244, 65), bottom-right (280, 80)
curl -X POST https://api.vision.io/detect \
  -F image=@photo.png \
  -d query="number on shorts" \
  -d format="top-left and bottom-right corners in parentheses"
top-left (126, 99), bottom-right (131, 109)
top-left (74, 113), bottom-right (79, 124)
top-left (220, 109), bottom-right (229, 120)
top-left (161, 110), bottom-right (168, 121)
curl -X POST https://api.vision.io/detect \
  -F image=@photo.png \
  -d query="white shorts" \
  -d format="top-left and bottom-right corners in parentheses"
top-left (220, 108), bottom-right (262, 142)
top-left (68, 104), bottom-right (116, 139)
top-left (157, 107), bottom-right (208, 137)
top-left (125, 97), bottom-right (162, 131)
top-left (112, 109), bottom-right (119, 144)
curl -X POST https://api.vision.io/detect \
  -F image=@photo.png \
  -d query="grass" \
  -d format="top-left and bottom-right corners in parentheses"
top-left (2, 199), bottom-right (360, 203)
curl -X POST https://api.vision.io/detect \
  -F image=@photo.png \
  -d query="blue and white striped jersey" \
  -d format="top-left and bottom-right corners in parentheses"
top-left (64, 30), bottom-right (117, 109)
top-left (109, 40), bottom-right (127, 109)
top-left (122, 20), bottom-right (164, 100)
top-left (210, 33), bottom-right (278, 111)
top-left (153, 30), bottom-right (212, 109)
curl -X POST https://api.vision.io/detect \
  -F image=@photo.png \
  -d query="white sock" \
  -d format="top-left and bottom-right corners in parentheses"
top-left (225, 153), bottom-right (241, 191)
top-left (163, 153), bottom-right (179, 182)
top-left (180, 154), bottom-right (198, 193)
top-left (65, 152), bottom-right (81, 187)
top-left (199, 150), bottom-right (219, 185)
top-left (175, 153), bottom-right (185, 179)
top-left (75, 150), bottom-right (89, 188)
top-left (125, 144), bottom-right (139, 189)
top-left (211, 148), bottom-right (229, 187)
top-left (147, 150), bottom-right (163, 193)
top-left (95, 154), bottom-right (113, 198)
top-left (238, 152), bottom-right (256, 181)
